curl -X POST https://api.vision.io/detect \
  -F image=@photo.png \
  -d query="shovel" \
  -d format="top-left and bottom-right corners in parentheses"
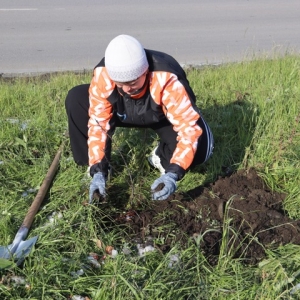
top-left (0, 143), bottom-right (63, 266)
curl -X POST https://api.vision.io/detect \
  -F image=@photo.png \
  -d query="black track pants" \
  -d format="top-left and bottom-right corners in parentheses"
top-left (65, 84), bottom-right (214, 169)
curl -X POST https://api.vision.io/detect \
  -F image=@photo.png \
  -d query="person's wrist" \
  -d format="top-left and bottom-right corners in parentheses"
top-left (165, 164), bottom-right (185, 180)
top-left (166, 172), bottom-right (178, 181)
top-left (90, 162), bottom-right (109, 178)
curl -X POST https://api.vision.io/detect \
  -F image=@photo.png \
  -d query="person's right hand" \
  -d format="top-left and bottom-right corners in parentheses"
top-left (151, 172), bottom-right (178, 200)
top-left (89, 172), bottom-right (106, 203)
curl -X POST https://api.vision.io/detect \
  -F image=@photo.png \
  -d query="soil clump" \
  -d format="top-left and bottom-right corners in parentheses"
top-left (113, 168), bottom-right (300, 265)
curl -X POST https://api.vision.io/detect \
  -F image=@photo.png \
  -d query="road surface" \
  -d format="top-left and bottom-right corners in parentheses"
top-left (1, 0), bottom-right (300, 76)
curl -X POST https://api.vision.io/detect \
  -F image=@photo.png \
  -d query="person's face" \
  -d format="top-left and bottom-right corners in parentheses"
top-left (114, 71), bottom-right (148, 95)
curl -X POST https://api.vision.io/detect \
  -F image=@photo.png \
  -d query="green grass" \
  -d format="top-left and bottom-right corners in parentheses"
top-left (0, 54), bottom-right (300, 299)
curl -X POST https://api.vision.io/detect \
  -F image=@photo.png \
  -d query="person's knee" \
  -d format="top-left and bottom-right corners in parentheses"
top-left (65, 85), bottom-right (83, 106)
top-left (65, 84), bottom-right (89, 113)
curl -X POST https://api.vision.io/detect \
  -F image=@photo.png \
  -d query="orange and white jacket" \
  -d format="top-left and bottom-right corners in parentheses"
top-left (88, 50), bottom-right (203, 179)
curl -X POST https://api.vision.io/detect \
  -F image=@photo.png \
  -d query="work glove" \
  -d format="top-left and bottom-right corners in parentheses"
top-left (151, 172), bottom-right (178, 200)
top-left (89, 172), bottom-right (106, 203)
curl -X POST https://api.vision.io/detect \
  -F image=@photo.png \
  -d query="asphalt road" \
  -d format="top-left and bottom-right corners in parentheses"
top-left (1, 0), bottom-right (300, 76)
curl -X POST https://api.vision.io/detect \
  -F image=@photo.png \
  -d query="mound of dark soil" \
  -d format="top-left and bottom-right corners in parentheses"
top-left (114, 168), bottom-right (300, 265)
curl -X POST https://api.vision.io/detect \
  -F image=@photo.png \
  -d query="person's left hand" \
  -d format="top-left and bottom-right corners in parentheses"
top-left (89, 172), bottom-right (106, 203)
top-left (151, 172), bottom-right (178, 200)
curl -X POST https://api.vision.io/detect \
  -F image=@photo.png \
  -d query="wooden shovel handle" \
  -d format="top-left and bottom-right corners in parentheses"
top-left (22, 144), bottom-right (63, 229)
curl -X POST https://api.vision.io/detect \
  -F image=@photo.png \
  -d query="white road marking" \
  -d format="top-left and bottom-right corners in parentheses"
top-left (0, 9), bottom-right (37, 11)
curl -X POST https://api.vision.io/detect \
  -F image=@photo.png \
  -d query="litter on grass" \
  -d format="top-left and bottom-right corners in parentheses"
top-left (2, 210), bottom-right (11, 216)
top-left (70, 295), bottom-right (90, 300)
top-left (21, 188), bottom-right (37, 198)
top-left (1, 275), bottom-right (30, 289)
top-left (42, 211), bottom-right (64, 228)
top-left (47, 211), bottom-right (63, 223)
top-left (70, 269), bottom-right (84, 278)
top-left (87, 254), bottom-right (101, 268)
top-left (10, 276), bottom-right (26, 286)
top-left (137, 244), bottom-right (156, 257)
top-left (290, 283), bottom-right (300, 295)
top-left (168, 254), bottom-right (180, 268)
top-left (6, 118), bottom-right (30, 131)
top-left (105, 245), bottom-right (118, 258)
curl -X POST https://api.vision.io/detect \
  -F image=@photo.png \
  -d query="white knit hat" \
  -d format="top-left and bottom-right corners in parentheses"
top-left (105, 35), bottom-right (149, 82)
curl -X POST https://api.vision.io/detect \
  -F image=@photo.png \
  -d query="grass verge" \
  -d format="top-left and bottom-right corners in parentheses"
top-left (0, 54), bottom-right (299, 299)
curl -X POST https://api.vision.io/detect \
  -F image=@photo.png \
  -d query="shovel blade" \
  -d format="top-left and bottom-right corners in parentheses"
top-left (0, 236), bottom-right (38, 264)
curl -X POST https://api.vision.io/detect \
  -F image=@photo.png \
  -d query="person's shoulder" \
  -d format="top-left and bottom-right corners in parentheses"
top-left (94, 57), bottom-right (105, 69)
top-left (91, 65), bottom-right (115, 94)
top-left (145, 49), bottom-right (180, 66)
top-left (93, 65), bottom-right (110, 79)
top-left (145, 49), bottom-right (174, 59)
top-left (145, 50), bottom-right (185, 78)
top-left (149, 71), bottom-right (178, 90)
